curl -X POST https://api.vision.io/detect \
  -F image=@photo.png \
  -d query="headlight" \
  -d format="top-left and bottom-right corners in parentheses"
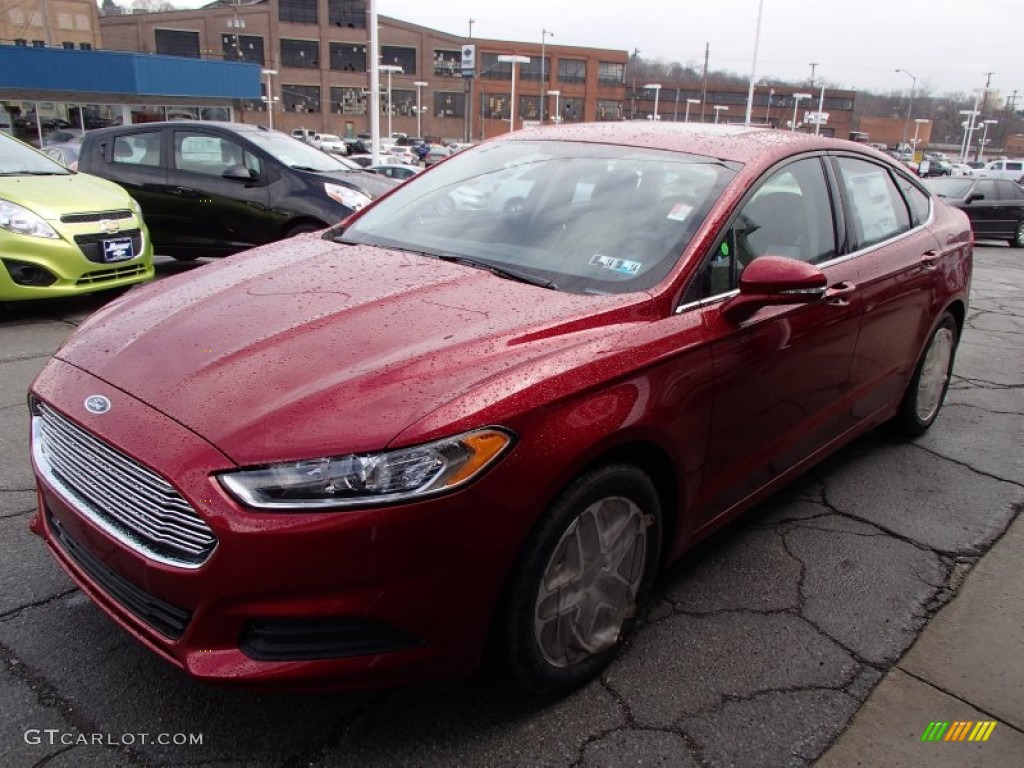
top-left (324, 183), bottom-right (372, 211)
top-left (219, 427), bottom-right (514, 510)
top-left (0, 199), bottom-right (58, 238)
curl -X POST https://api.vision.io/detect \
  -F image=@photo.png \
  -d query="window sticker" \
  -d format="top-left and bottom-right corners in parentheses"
top-left (589, 254), bottom-right (642, 275)
top-left (667, 202), bottom-right (694, 222)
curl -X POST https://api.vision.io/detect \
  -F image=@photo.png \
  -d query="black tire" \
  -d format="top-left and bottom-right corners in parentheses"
top-left (1010, 219), bottom-right (1024, 249)
top-left (170, 254), bottom-right (199, 262)
top-left (285, 222), bottom-right (325, 238)
top-left (494, 464), bottom-right (662, 696)
top-left (894, 312), bottom-right (959, 437)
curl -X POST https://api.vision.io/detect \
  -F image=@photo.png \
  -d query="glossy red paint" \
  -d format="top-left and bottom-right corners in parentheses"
top-left (28, 124), bottom-right (972, 691)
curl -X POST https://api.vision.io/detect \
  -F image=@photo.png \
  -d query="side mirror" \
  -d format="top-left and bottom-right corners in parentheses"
top-left (222, 164), bottom-right (256, 182)
top-left (965, 192), bottom-right (985, 204)
top-left (721, 256), bottom-right (827, 323)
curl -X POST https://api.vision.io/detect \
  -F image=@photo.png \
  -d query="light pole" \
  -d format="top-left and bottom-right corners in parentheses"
top-left (684, 98), bottom-right (700, 123)
top-left (958, 108), bottom-right (979, 163)
top-left (895, 68), bottom-right (916, 148)
top-left (379, 64), bottom-right (403, 139)
top-left (790, 93), bottom-right (811, 131)
top-left (497, 54), bottom-right (530, 133)
top-left (547, 90), bottom-right (560, 123)
top-left (713, 105), bottom-right (728, 123)
top-left (744, 0), bottom-right (765, 126)
top-left (912, 118), bottom-right (929, 158)
top-left (414, 80), bottom-right (428, 138)
top-left (540, 29), bottom-right (553, 124)
top-left (260, 68), bottom-right (278, 129)
top-left (978, 119), bottom-right (998, 161)
top-left (643, 83), bottom-right (662, 121)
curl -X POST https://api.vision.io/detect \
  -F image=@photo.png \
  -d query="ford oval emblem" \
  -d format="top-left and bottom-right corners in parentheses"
top-left (84, 395), bottom-right (111, 415)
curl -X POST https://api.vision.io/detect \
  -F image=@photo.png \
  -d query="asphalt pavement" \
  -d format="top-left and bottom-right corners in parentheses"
top-left (0, 246), bottom-right (1020, 767)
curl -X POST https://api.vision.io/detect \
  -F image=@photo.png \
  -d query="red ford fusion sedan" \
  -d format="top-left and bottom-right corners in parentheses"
top-left (29, 123), bottom-right (972, 696)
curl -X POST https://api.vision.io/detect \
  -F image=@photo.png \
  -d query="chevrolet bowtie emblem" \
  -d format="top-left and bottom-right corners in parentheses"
top-left (99, 219), bottom-right (121, 234)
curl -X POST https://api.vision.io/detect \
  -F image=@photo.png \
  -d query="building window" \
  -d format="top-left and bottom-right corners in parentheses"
top-left (155, 29), bottom-right (200, 59)
top-left (14, 39), bottom-right (27, 46)
top-left (278, 0), bottom-right (317, 25)
top-left (222, 34), bottom-right (264, 64)
top-left (280, 38), bottom-right (318, 69)
top-left (75, 13), bottom-right (90, 31)
top-left (62, 41), bottom-right (75, 49)
top-left (328, 0), bottom-right (365, 28)
top-left (329, 42), bottom-right (366, 72)
top-left (433, 49), bottom-right (461, 77)
top-left (560, 96), bottom-right (584, 123)
top-left (433, 91), bottom-right (464, 118)
top-left (557, 58), bottom-right (586, 85)
top-left (330, 86), bottom-right (366, 115)
top-left (79, 42), bottom-right (92, 50)
top-left (380, 45), bottom-right (416, 75)
top-left (57, 13), bottom-right (72, 30)
top-left (598, 61), bottom-right (624, 86)
top-left (481, 53), bottom-right (512, 80)
top-left (31, 40), bottom-right (45, 47)
top-left (596, 100), bottom-right (623, 121)
top-left (385, 89), bottom-right (416, 116)
top-left (520, 57), bottom-right (548, 82)
top-left (282, 84), bottom-right (320, 113)
top-left (485, 93), bottom-right (510, 119)
top-left (518, 95), bottom-right (540, 121)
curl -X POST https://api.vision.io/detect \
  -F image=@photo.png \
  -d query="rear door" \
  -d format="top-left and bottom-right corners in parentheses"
top-left (92, 128), bottom-right (169, 239)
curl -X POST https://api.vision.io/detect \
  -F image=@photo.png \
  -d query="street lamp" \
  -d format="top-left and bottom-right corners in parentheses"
top-left (379, 64), bottom-right (403, 139)
top-left (260, 68), bottom-right (278, 130)
top-left (497, 54), bottom-right (530, 132)
top-left (958, 108), bottom-right (980, 163)
top-left (790, 92), bottom-right (812, 131)
top-left (414, 80), bottom-right (428, 138)
top-left (895, 68), bottom-right (916, 148)
top-left (643, 83), bottom-right (662, 121)
top-left (540, 29), bottom-right (554, 124)
top-left (713, 105), bottom-right (729, 123)
top-left (978, 119), bottom-right (998, 161)
top-left (684, 98), bottom-right (700, 123)
top-left (912, 118), bottom-right (929, 157)
top-left (547, 89), bottom-right (560, 123)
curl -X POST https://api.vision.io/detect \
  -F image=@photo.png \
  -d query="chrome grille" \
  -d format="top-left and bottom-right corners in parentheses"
top-left (33, 403), bottom-right (216, 568)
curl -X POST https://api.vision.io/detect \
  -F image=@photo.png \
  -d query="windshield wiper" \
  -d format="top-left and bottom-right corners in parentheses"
top-left (0, 170), bottom-right (68, 176)
top-left (435, 254), bottom-right (558, 290)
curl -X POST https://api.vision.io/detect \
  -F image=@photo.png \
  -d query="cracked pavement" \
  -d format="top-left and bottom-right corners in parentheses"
top-left (1, 248), bottom-right (1021, 767)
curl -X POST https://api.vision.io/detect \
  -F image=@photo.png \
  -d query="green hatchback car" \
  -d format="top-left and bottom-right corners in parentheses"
top-left (1, 133), bottom-right (154, 301)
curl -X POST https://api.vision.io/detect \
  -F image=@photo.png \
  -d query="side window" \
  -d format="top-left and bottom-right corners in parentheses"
top-left (699, 157), bottom-right (836, 298)
top-left (1001, 181), bottom-right (1024, 201)
top-left (1007, 162), bottom-right (1023, 173)
top-left (173, 132), bottom-right (260, 177)
top-left (112, 132), bottom-right (161, 167)
top-left (834, 157), bottom-right (911, 250)
top-left (975, 180), bottom-right (999, 200)
top-left (894, 174), bottom-right (930, 226)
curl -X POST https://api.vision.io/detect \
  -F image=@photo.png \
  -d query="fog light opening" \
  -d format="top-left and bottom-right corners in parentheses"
top-left (2, 259), bottom-right (58, 287)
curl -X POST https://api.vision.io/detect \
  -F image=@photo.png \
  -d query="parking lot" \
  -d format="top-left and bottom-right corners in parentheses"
top-left (1, 244), bottom-right (1021, 767)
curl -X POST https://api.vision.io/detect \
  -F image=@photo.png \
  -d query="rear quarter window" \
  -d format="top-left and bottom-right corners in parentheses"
top-left (112, 132), bottom-right (161, 167)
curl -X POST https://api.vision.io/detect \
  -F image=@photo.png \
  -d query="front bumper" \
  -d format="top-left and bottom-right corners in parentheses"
top-left (29, 359), bottom-right (523, 690)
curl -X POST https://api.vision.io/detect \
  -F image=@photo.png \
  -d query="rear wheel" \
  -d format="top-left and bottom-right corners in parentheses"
top-left (1010, 219), bottom-right (1024, 248)
top-left (894, 312), bottom-right (958, 437)
top-left (495, 464), bottom-right (662, 696)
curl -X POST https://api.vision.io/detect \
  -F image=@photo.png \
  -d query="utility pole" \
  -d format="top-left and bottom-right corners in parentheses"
top-left (809, 62), bottom-right (818, 85)
top-left (700, 43), bottom-right (709, 123)
top-left (464, 17), bottom-right (474, 143)
top-left (629, 48), bottom-right (640, 119)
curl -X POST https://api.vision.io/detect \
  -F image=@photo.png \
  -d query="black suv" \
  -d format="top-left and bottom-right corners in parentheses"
top-left (78, 122), bottom-right (398, 260)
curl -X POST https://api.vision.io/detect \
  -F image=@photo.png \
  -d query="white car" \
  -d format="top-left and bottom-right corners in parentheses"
top-left (973, 159), bottom-right (1024, 181)
top-left (312, 133), bottom-right (347, 155)
top-left (947, 163), bottom-right (974, 177)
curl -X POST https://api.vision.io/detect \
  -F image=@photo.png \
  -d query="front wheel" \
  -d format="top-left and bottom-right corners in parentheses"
top-left (894, 312), bottom-right (959, 437)
top-left (494, 464), bottom-right (662, 696)
top-left (1010, 219), bottom-right (1024, 249)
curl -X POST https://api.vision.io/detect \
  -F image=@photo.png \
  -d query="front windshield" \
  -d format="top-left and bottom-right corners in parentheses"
top-left (0, 134), bottom-right (71, 176)
top-left (245, 130), bottom-right (354, 172)
top-left (340, 141), bottom-right (735, 295)
top-left (320, 134), bottom-right (341, 142)
top-left (923, 178), bottom-right (974, 199)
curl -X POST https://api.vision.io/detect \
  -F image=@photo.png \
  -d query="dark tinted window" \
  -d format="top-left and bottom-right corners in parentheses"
top-left (112, 132), bottom-right (162, 168)
top-left (279, 0), bottom-right (317, 24)
top-left (330, 42), bottom-right (366, 72)
top-left (154, 29), bottom-right (199, 58)
top-left (283, 85), bottom-right (321, 113)
top-left (894, 174), bottom-right (930, 226)
top-left (434, 91), bottom-right (464, 118)
top-left (381, 46), bottom-right (416, 75)
top-left (281, 38), bottom-right (318, 68)
top-left (975, 180), bottom-right (1000, 200)
top-left (222, 34), bottom-right (264, 64)
top-left (327, 0), bottom-right (365, 27)
top-left (173, 132), bottom-right (261, 178)
top-left (558, 59), bottom-right (586, 84)
top-left (835, 157), bottom-right (911, 250)
top-left (1000, 181), bottom-right (1024, 201)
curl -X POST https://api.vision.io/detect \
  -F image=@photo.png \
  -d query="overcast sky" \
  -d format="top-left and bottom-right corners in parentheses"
top-left (169, 0), bottom-right (1021, 100)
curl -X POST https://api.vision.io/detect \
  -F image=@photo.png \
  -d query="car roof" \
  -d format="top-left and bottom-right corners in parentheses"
top-left (85, 121), bottom-right (269, 138)
top-left (500, 122), bottom-right (891, 166)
